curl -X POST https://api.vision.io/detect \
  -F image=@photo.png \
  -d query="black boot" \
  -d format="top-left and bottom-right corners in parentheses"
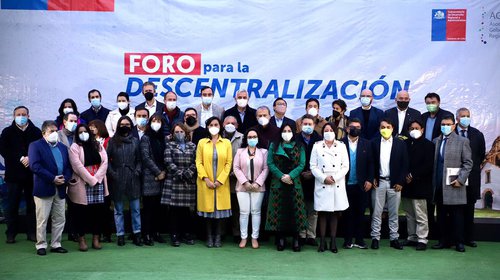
top-left (214, 220), bottom-right (222, 248)
top-left (292, 234), bottom-right (301, 252)
top-left (318, 237), bottom-right (326, 252)
top-left (276, 235), bottom-right (285, 251)
top-left (171, 234), bottom-right (180, 247)
top-left (154, 233), bottom-right (166, 244)
top-left (206, 235), bottom-right (214, 248)
top-left (117, 236), bottom-right (125, 246)
top-left (330, 238), bottom-right (338, 253)
top-left (133, 233), bottom-right (143, 246)
top-left (143, 234), bottom-right (154, 246)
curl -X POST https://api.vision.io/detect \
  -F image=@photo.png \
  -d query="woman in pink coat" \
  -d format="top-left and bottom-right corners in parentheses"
top-left (68, 124), bottom-right (109, 251)
top-left (233, 128), bottom-right (269, 249)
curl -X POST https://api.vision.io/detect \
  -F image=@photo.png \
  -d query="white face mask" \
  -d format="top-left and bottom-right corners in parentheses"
top-left (307, 107), bottom-right (318, 117)
top-left (65, 121), bottom-right (77, 132)
top-left (46, 131), bottom-right (59, 144)
top-left (151, 122), bottom-right (162, 132)
top-left (166, 101), bottom-right (177, 111)
top-left (79, 132), bottom-right (90, 142)
top-left (63, 108), bottom-right (73, 114)
top-left (236, 99), bottom-right (248, 108)
top-left (323, 131), bottom-right (336, 141)
top-left (258, 117), bottom-right (269, 126)
top-left (281, 132), bottom-right (293, 142)
top-left (209, 126), bottom-right (220, 136)
top-left (117, 101), bottom-right (128, 110)
top-left (409, 130), bottom-right (423, 139)
top-left (224, 124), bottom-right (236, 134)
top-left (202, 96), bottom-right (213, 106)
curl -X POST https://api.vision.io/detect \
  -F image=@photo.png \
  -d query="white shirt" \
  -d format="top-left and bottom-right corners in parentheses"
top-left (144, 100), bottom-right (158, 118)
top-left (397, 108), bottom-right (407, 134)
top-left (138, 128), bottom-right (145, 140)
top-left (200, 105), bottom-right (213, 128)
top-left (348, 137), bottom-right (358, 153)
top-left (275, 117), bottom-right (283, 128)
top-left (379, 137), bottom-right (393, 178)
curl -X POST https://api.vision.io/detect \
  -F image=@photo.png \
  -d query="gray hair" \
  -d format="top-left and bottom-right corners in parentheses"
top-left (456, 107), bottom-right (470, 117)
top-left (256, 105), bottom-right (271, 116)
top-left (41, 120), bottom-right (57, 134)
top-left (223, 115), bottom-right (238, 123)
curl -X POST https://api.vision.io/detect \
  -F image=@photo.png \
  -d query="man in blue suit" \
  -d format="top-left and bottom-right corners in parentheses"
top-left (349, 89), bottom-right (384, 140)
top-left (28, 120), bottom-right (72, 256)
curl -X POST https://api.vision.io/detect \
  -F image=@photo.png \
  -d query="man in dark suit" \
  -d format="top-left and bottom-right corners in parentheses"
top-left (370, 118), bottom-right (409, 250)
top-left (222, 89), bottom-right (258, 134)
top-left (384, 90), bottom-right (421, 138)
top-left (252, 106), bottom-right (280, 149)
top-left (431, 115), bottom-right (473, 252)
top-left (131, 108), bottom-right (149, 140)
top-left (455, 108), bottom-right (486, 247)
top-left (420, 92), bottom-right (454, 239)
top-left (342, 118), bottom-right (374, 249)
top-left (349, 89), bottom-right (384, 140)
top-left (80, 89), bottom-right (110, 123)
top-left (162, 91), bottom-right (184, 136)
top-left (135, 81), bottom-right (165, 117)
top-left (28, 121), bottom-right (72, 256)
top-left (270, 98), bottom-right (296, 132)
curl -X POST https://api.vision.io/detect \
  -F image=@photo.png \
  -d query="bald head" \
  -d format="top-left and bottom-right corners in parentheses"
top-left (396, 90), bottom-right (410, 110)
top-left (360, 89), bottom-right (373, 107)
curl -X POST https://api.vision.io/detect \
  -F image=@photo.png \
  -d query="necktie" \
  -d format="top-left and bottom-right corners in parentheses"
top-left (460, 130), bottom-right (466, 137)
top-left (440, 137), bottom-right (448, 158)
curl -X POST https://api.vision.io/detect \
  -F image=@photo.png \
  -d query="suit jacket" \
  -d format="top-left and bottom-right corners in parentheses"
top-left (270, 115), bottom-right (297, 132)
top-left (80, 106), bottom-right (110, 123)
top-left (223, 105), bottom-right (258, 134)
top-left (162, 106), bottom-right (184, 136)
top-left (421, 108), bottom-right (454, 141)
top-left (105, 108), bottom-right (136, 137)
top-left (233, 147), bottom-right (269, 192)
top-left (57, 130), bottom-right (74, 148)
top-left (371, 136), bottom-right (409, 187)
top-left (135, 99), bottom-right (165, 115)
top-left (455, 126), bottom-right (486, 201)
top-left (68, 143), bottom-right (109, 205)
top-left (297, 131), bottom-right (323, 200)
top-left (28, 139), bottom-right (72, 199)
top-left (403, 137), bottom-right (434, 199)
top-left (384, 107), bottom-right (421, 137)
top-left (343, 137), bottom-right (374, 188)
top-left (432, 132), bottom-right (473, 205)
top-left (295, 116), bottom-right (328, 135)
top-left (194, 103), bottom-right (225, 126)
top-left (349, 106), bottom-right (384, 140)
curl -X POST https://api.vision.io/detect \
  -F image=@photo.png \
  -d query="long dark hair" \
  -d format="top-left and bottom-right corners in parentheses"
top-left (272, 124), bottom-right (299, 152)
top-left (145, 113), bottom-right (166, 167)
top-left (57, 98), bottom-right (80, 118)
top-left (204, 116), bottom-right (223, 138)
top-left (321, 122), bottom-right (336, 137)
top-left (111, 116), bottom-right (134, 145)
top-left (145, 113), bottom-right (165, 137)
top-left (241, 128), bottom-right (264, 149)
top-left (74, 124), bottom-right (101, 152)
top-left (88, 119), bottom-right (109, 139)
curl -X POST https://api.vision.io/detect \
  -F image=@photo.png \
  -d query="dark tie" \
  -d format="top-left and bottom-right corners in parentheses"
top-left (460, 130), bottom-right (466, 137)
top-left (440, 137), bottom-right (448, 159)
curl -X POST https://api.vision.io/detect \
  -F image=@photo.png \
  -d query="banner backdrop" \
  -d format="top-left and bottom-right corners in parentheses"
top-left (0, 0), bottom-right (499, 150)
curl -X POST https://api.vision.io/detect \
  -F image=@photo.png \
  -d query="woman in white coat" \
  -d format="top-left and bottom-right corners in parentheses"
top-left (310, 122), bottom-right (349, 253)
top-left (105, 92), bottom-right (136, 137)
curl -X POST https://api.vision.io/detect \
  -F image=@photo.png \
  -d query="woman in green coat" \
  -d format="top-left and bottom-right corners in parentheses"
top-left (266, 124), bottom-right (307, 252)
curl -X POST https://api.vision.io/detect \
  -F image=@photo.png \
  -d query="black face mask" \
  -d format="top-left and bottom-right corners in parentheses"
top-left (144, 92), bottom-right (154, 101)
top-left (186, 116), bottom-right (197, 127)
top-left (348, 127), bottom-right (361, 137)
top-left (332, 110), bottom-right (341, 119)
top-left (117, 126), bottom-right (131, 136)
top-left (397, 101), bottom-right (409, 110)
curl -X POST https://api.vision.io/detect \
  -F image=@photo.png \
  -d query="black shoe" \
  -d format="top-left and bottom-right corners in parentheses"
top-left (298, 237), bottom-right (306, 246)
top-left (432, 242), bottom-right (447, 249)
top-left (343, 242), bottom-right (353, 249)
top-left (401, 240), bottom-right (418, 247)
top-left (37, 248), bottom-right (46, 256)
top-left (214, 235), bottom-right (222, 248)
top-left (101, 234), bottom-right (112, 243)
top-left (68, 233), bottom-right (79, 242)
top-left (318, 238), bottom-right (326, 252)
top-left (143, 235), bottom-right (154, 246)
top-left (117, 236), bottom-right (125, 246)
top-left (416, 242), bottom-right (427, 251)
top-left (50, 247), bottom-right (68, 253)
top-left (27, 233), bottom-right (37, 242)
top-left (371, 239), bottom-right (379, 249)
top-left (456, 243), bottom-right (465, 252)
top-left (354, 240), bottom-right (368, 249)
top-left (6, 235), bottom-right (15, 244)
top-left (277, 238), bottom-right (285, 251)
top-left (306, 238), bottom-right (318, 246)
top-left (390, 240), bottom-right (403, 250)
top-left (171, 234), bottom-right (181, 247)
top-left (154, 233), bottom-right (166, 244)
top-left (132, 233), bottom-right (143, 246)
top-left (292, 237), bottom-right (301, 252)
top-left (465, 241), bottom-right (477, 247)
top-left (206, 235), bottom-right (214, 248)
top-left (182, 234), bottom-right (195, 245)
top-left (330, 239), bottom-right (338, 253)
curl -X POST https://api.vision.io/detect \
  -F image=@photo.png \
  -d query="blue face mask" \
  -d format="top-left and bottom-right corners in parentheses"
top-left (302, 125), bottom-right (314, 135)
top-left (248, 138), bottom-right (258, 147)
top-left (136, 117), bottom-right (148, 127)
top-left (360, 97), bottom-right (371, 107)
top-left (459, 117), bottom-right (471, 127)
top-left (441, 125), bottom-right (453, 136)
top-left (91, 98), bottom-right (101, 108)
top-left (15, 116), bottom-right (28, 126)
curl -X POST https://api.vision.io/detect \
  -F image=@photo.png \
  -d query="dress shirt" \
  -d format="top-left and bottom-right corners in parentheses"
top-left (379, 137), bottom-right (393, 177)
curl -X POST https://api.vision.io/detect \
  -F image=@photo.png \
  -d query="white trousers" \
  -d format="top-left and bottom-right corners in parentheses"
top-left (237, 191), bottom-right (264, 239)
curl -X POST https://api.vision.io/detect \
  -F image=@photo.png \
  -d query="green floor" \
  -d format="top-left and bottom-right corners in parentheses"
top-left (0, 225), bottom-right (499, 280)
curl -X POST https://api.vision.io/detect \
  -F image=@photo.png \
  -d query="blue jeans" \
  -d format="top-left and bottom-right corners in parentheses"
top-left (113, 198), bottom-right (141, 236)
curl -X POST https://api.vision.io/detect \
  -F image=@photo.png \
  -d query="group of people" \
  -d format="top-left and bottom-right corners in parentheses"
top-left (0, 82), bottom-right (486, 256)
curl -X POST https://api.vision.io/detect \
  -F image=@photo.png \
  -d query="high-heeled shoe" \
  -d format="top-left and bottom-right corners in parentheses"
top-left (276, 237), bottom-right (285, 251)
top-left (318, 237), bottom-right (326, 252)
top-left (330, 238), bottom-right (338, 253)
top-left (292, 236), bottom-right (301, 252)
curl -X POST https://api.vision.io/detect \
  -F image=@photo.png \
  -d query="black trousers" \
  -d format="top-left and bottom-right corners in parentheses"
top-left (169, 206), bottom-right (194, 236)
top-left (343, 184), bottom-right (368, 243)
top-left (142, 195), bottom-right (162, 235)
top-left (5, 181), bottom-right (36, 237)
top-left (436, 202), bottom-right (465, 244)
top-left (72, 202), bottom-right (107, 236)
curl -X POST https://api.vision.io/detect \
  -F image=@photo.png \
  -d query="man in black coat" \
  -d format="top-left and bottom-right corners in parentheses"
top-left (0, 106), bottom-right (42, 243)
top-left (222, 89), bottom-right (258, 134)
top-left (270, 98), bottom-right (296, 132)
top-left (342, 118), bottom-right (374, 249)
top-left (80, 89), bottom-right (110, 123)
top-left (420, 92), bottom-right (453, 239)
top-left (370, 118), bottom-right (409, 250)
top-left (402, 120), bottom-right (435, 250)
top-left (135, 81), bottom-right (165, 117)
top-left (455, 108), bottom-right (486, 247)
top-left (384, 90), bottom-right (421, 138)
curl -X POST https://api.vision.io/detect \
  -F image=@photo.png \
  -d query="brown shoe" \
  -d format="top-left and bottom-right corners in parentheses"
top-left (239, 238), bottom-right (247, 248)
top-left (251, 238), bottom-right (259, 249)
top-left (78, 236), bottom-right (88, 252)
top-left (92, 235), bottom-right (102, 250)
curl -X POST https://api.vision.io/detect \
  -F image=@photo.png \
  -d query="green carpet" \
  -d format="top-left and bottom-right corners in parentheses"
top-left (0, 225), bottom-right (499, 280)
